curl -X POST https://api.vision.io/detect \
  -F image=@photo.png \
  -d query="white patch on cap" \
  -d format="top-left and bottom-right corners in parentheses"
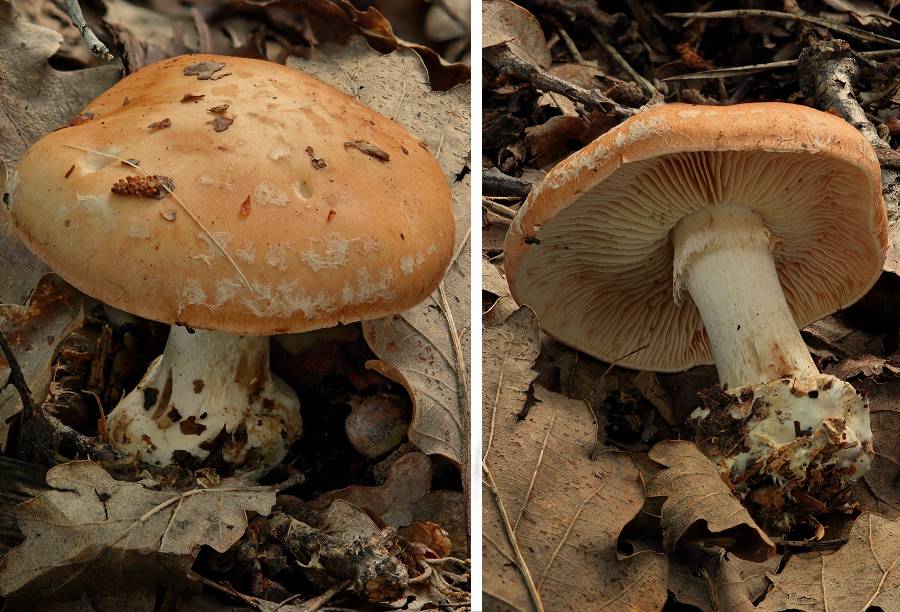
top-left (341, 268), bottom-right (394, 305)
top-left (266, 244), bottom-right (290, 271)
top-left (299, 235), bottom-right (350, 271)
top-left (128, 219), bottom-right (151, 239)
top-left (243, 281), bottom-right (335, 318)
top-left (253, 181), bottom-right (290, 206)
top-left (400, 255), bottom-right (415, 275)
top-left (678, 109), bottom-right (701, 118)
top-left (268, 146), bottom-right (291, 162)
top-left (81, 145), bottom-right (123, 172)
top-left (74, 193), bottom-right (113, 223)
top-left (199, 174), bottom-right (233, 190)
top-left (192, 231), bottom-right (233, 266)
top-left (236, 244), bottom-right (256, 263)
top-left (182, 279), bottom-right (206, 304)
top-left (213, 278), bottom-right (242, 306)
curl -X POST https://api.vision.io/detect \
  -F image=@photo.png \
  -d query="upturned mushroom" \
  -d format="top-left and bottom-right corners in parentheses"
top-left (505, 103), bottom-right (887, 513)
top-left (9, 54), bottom-right (455, 476)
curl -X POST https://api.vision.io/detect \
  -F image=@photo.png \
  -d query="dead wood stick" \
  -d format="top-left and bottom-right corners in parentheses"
top-left (64, 0), bottom-right (113, 60)
top-left (668, 10), bottom-right (900, 48)
top-left (0, 330), bottom-right (33, 421)
top-left (484, 46), bottom-right (637, 119)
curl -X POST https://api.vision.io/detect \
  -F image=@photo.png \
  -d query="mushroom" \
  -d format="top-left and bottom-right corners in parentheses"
top-left (9, 54), bottom-right (455, 476)
top-left (504, 103), bottom-right (887, 510)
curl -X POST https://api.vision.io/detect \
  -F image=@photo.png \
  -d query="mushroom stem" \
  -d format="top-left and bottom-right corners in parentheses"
top-left (107, 326), bottom-right (301, 477)
top-left (673, 205), bottom-right (817, 389)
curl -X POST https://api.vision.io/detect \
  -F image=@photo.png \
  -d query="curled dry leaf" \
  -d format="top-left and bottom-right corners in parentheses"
top-left (0, 274), bottom-right (84, 450)
top-left (482, 0), bottom-right (551, 67)
top-left (289, 38), bottom-right (471, 476)
top-left (668, 551), bottom-right (781, 612)
top-left (483, 306), bottom-right (667, 611)
top-left (759, 512), bottom-right (900, 611)
top-left (648, 440), bottom-right (776, 563)
top-left (0, 461), bottom-right (275, 605)
top-left (0, 0), bottom-right (120, 304)
top-left (308, 452), bottom-right (467, 555)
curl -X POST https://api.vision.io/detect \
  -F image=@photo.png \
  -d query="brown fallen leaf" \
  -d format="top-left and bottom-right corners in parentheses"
top-left (668, 551), bottom-right (781, 612)
top-left (484, 383), bottom-right (668, 610)
top-left (183, 61), bottom-right (226, 80)
top-left (855, 375), bottom-right (900, 516)
top-left (483, 307), bottom-right (666, 611)
top-left (0, 1), bottom-right (120, 304)
top-left (0, 461), bottom-right (275, 605)
top-left (308, 452), bottom-right (467, 556)
top-left (289, 39), bottom-right (471, 485)
top-left (759, 512), bottom-right (900, 611)
top-left (0, 274), bottom-right (83, 450)
top-left (482, 0), bottom-right (551, 67)
top-left (648, 440), bottom-right (776, 563)
top-left (208, 116), bottom-right (233, 132)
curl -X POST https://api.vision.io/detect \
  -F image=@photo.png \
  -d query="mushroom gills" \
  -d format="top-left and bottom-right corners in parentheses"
top-left (106, 325), bottom-right (301, 477)
top-left (675, 205), bottom-right (872, 493)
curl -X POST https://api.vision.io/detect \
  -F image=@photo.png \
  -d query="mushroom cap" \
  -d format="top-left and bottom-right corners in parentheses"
top-left (10, 54), bottom-right (454, 335)
top-left (504, 102), bottom-right (888, 372)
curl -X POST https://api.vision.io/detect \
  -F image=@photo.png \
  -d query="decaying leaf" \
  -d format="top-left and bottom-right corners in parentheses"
top-left (483, 305), bottom-right (666, 610)
top-left (289, 38), bottom-right (471, 475)
top-left (484, 383), bottom-right (668, 610)
top-left (648, 440), bottom-right (776, 563)
top-left (308, 452), bottom-right (467, 555)
top-left (759, 512), bottom-right (900, 611)
top-left (668, 551), bottom-right (781, 612)
top-left (482, 0), bottom-right (551, 67)
top-left (0, 461), bottom-right (275, 604)
top-left (0, 274), bottom-right (83, 450)
top-left (0, 0), bottom-right (121, 304)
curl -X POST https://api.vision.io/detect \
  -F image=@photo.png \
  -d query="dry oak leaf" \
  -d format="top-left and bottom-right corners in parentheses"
top-left (854, 374), bottom-right (900, 518)
top-left (483, 308), bottom-right (666, 612)
top-left (482, 0), bottom-right (551, 68)
top-left (0, 274), bottom-right (84, 450)
top-left (289, 38), bottom-right (471, 473)
top-left (0, 0), bottom-right (120, 304)
top-left (758, 512), bottom-right (900, 611)
top-left (0, 461), bottom-right (275, 604)
top-left (648, 440), bottom-right (776, 563)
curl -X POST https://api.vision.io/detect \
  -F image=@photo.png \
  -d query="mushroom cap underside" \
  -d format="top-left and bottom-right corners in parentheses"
top-left (505, 102), bottom-right (887, 372)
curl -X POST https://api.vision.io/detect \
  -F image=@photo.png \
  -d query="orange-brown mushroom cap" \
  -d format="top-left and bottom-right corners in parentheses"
top-left (505, 102), bottom-right (887, 372)
top-left (10, 54), bottom-right (455, 335)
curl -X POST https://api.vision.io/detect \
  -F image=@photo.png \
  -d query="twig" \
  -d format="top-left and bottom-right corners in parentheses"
top-left (665, 48), bottom-right (900, 81)
top-left (557, 28), bottom-right (584, 63)
top-left (798, 40), bottom-right (886, 147)
top-left (190, 7), bottom-right (214, 54)
top-left (286, 580), bottom-right (351, 612)
top-left (484, 46), bottom-right (637, 118)
top-left (65, 0), bottom-right (113, 60)
top-left (667, 9), bottom-right (900, 47)
top-left (483, 198), bottom-right (517, 220)
top-left (0, 330), bottom-right (33, 419)
top-left (483, 168), bottom-right (532, 198)
top-left (483, 463), bottom-right (545, 611)
top-left (590, 27), bottom-right (659, 99)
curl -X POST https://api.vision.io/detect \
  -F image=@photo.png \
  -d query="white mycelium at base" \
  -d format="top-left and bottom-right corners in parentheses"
top-left (675, 205), bottom-right (872, 483)
top-left (107, 326), bottom-right (301, 477)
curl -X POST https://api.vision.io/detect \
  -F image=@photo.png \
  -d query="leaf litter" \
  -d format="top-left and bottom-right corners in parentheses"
top-left (483, 1), bottom-right (900, 610)
top-left (0, 0), bottom-right (469, 609)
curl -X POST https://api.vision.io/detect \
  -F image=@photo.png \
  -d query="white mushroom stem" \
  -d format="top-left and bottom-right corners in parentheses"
top-left (107, 326), bottom-right (301, 477)
top-left (674, 205), bottom-right (872, 485)
top-left (673, 205), bottom-right (817, 389)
